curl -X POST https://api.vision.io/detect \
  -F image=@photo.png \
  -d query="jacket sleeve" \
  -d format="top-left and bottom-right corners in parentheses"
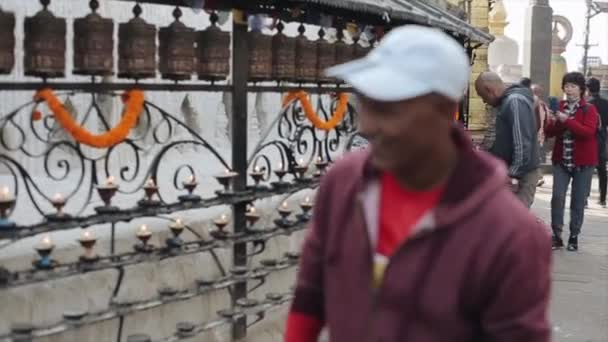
top-left (285, 173), bottom-right (331, 341)
top-left (505, 96), bottom-right (535, 178)
top-left (564, 105), bottom-right (599, 138)
top-left (481, 220), bottom-right (552, 342)
top-left (543, 119), bottom-right (566, 138)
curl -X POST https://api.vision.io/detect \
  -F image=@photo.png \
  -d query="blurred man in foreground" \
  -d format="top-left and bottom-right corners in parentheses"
top-left (285, 26), bottom-right (552, 342)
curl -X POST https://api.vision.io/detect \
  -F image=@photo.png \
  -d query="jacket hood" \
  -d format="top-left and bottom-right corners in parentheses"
top-left (357, 124), bottom-right (511, 232)
top-left (501, 84), bottom-right (534, 105)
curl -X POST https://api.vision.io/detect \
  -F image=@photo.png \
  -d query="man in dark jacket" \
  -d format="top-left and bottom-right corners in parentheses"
top-left (586, 77), bottom-right (608, 207)
top-left (285, 25), bottom-right (551, 342)
top-left (475, 72), bottom-right (541, 208)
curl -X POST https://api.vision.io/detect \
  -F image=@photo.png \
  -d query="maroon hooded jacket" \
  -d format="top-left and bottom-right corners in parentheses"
top-left (289, 127), bottom-right (552, 342)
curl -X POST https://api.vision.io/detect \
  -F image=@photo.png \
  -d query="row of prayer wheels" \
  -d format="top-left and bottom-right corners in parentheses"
top-left (0, 1), bottom-right (372, 83)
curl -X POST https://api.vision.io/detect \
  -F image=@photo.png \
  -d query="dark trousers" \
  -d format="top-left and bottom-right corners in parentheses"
top-left (598, 159), bottom-right (607, 203)
top-left (551, 165), bottom-right (594, 237)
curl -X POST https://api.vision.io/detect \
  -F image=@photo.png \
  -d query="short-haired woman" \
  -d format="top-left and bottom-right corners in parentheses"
top-left (545, 72), bottom-right (599, 251)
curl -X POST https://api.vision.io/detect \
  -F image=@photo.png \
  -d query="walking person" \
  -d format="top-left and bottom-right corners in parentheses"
top-left (586, 77), bottom-right (608, 207)
top-left (285, 25), bottom-right (551, 342)
top-left (532, 84), bottom-right (551, 186)
top-left (475, 72), bottom-right (541, 208)
top-left (545, 72), bottom-right (599, 251)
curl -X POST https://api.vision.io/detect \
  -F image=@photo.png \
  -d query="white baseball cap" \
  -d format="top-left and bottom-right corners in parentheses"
top-left (326, 25), bottom-right (470, 102)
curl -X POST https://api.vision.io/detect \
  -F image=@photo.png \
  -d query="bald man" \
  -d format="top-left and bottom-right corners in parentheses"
top-left (475, 72), bottom-right (541, 208)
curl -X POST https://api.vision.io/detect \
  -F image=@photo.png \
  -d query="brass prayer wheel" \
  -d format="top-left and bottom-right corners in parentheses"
top-left (272, 22), bottom-right (296, 81)
top-left (334, 39), bottom-right (355, 66)
top-left (24, 0), bottom-right (66, 78)
top-left (196, 12), bottom-right (230, 81)
top-left (248, 30), bottom-right (273, 82)
top-left (316, 29), bottom-right (335, 83)
top-left (118, 4), bottom-right (156, 79)
top-left (159, 7), bottom-right (195, 81)
top-left (355, 42), bottom-right (372, 59)
top-left (0, 7), bottom-right (15, 74)
top-left (295, 24), bottom-right (317, 83)
top-left (73, 0), bottom-right (113, 76)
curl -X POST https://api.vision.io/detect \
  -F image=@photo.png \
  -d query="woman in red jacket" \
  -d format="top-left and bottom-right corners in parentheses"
top-left (545, 72), bottom-right (599, 251)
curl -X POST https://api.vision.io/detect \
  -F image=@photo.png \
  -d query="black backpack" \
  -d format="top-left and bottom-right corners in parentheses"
top-left (582, 104), bottom-right (607, 154)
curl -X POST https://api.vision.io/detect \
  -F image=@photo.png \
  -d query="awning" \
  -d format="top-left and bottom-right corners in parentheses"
top-left (289, 0), bottom-right (493, 44)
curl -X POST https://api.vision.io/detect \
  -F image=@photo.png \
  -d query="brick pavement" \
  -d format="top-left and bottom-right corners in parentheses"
top-left (533, 176), bottom-right (608, 342)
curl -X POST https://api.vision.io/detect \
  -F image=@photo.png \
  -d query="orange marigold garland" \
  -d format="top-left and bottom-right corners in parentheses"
top-left (34, 88), bottom-right (144, 148)
top-left (283, 91), bottom-right (349, 131)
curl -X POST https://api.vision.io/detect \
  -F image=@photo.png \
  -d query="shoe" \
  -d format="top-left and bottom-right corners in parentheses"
top-left (537, 179), bottom-right (545, 187)
top-left (552, 234), bottom-right (564, 250)
top-left (599, 200), bottom-right (607, 208)
top-left (567, 235), bottom-right (578, 251)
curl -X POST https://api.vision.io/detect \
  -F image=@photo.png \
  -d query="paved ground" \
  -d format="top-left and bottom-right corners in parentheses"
top-left (534, 175), bottom-right (608, 342)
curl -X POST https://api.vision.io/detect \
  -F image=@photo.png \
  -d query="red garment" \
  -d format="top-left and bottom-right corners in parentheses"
top-left (377, 172), bottom-right (444, 256)
top-left (545, 99), bottom-right (599, 167)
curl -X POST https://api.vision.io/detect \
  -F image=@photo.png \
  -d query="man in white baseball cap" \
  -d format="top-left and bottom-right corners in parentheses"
top-left (285, 25), bottom-right (551, 342)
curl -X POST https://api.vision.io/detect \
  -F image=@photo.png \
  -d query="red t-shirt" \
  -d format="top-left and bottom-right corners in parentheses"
top-left (377, 172), bottom-right (444, 256)
top-left (285, 172), bottom-right (444, 342)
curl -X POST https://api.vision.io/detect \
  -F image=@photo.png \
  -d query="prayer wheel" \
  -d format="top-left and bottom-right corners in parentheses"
top-left (73, 0), bottom-right (113, 76)
top-left (272, 22), bottom-right (296, 81)
top-left (248, 30), bottom-right (273, 82)
top-left (0, 7), bottom-right (15, 74)
top-left (159, 7), bottom-right (195, 81)
top-left (118, 4), bottom-right (156, 79)
top-left (196, 12), bottom-right (230, 81)
top-left (316, 29), bottom-right (335, 83)
top-left (295, 24), bottom-right (317, 83)
top-left (24, 0), bottom-right (66, 78)
top-left (334, 39), bottom-right (355, 66)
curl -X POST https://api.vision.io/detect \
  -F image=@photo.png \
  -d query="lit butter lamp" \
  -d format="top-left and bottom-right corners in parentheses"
top-left (249, 166), bottom-right (266, 189)
top-left (78, 229), bottom-right (99, 263)
top-left (134, 224), bottom-right (154, 253)
top-left (139, 177), bottom-right (161, 207)
top-left (214, 168), bottom-right (238, 196)
top-left (178, 175), bottom-right (201, 203)
top-left (46, 193), bottom-right (71, 222)
top-left (211, 214), bottom-right (230, 240)
top-left (293, 158), bottom-right (310, 182)
top-left (297, 196), bottom-right (314, 222)
top-left (33, 234), bottom-right (56, 269)
top-left (245, 206), bottom-right (261, 232)
top-left (166, 218), bottom-right (185, 249)
top-left (271, 162), bottom-right (289, 189)
top-left (314, 156), bottom-right (329, 177)
top-left (275, 201), bottom-right (293, 228)
top-left (0, 186), bottom-right (16, 229)
top-left (95, 176), bottom-right (120, 213)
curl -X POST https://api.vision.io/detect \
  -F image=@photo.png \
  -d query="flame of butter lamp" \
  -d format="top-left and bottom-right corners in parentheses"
top-left (298, 196), bottom-right (314, 221)
top-left (249, 166), bottom-right (265, 188)
top-left (211, 214), bottom-right (230, 239)
top-left (214, 168), bottom-right (238, 195)
top-left (293, 159), bottom-right (309, 180)
top-left (245, 206), bottom-right (261, 227)
top-left (95, 176), bottom-right (119, 213)
top-left (139, 177), bottom-right (161, 207)
top-left (178, 174), bottom-right (201, 202)
top-left (0, 186), bottom-right (16, 229)
top-left (33, 234), bottom-right (55, 269)
top-left (166, 218), bottom-right (185, 248)
top-left (134, 224), bottom-right (154, 253)
top-left (78, 229), bottom-right (98, 262)
top-left (314, 156), bottom-right (329, 176)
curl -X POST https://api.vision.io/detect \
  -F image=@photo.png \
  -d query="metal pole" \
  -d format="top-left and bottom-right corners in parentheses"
top-left (231, 10), bottom-right (249, 342)
top-left (582, 1), bottom-right (593, 76)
